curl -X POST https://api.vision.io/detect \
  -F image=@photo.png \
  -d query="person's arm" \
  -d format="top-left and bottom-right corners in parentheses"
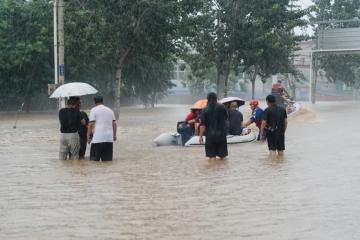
top-left (87, 110), bottom-right (95, 143)
top-left (243, 119), bottom-right (252, 128)
top-left (244, 110), bottom-right (257, 128)
top-left (260, 109), bottom-right (267, 141)
top-left (284, 118), bottom-right (288, 133)
top-left (185, 112), bottom-right (196, 124)
top-left (199, 125), bottom-right (205, 144)
top-left (80, 119), bottom-right (86, 125)
top-left (199, 111), bottom-right (206, 144)
top-left (239, 113), bottom-right (244, 128)
top-left (260, 120), bottom-right (266, 141)
top-left (87, 121), bottom-right (94, 143)
top-left (112, 120), bottom-right (117, 141)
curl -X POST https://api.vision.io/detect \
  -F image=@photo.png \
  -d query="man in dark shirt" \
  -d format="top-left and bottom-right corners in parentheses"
top-left (199, 92), bottom-right (228, 160)
top-left (228, 101), bottom-right (243, 135)
top-left (260, 94), bottom-right (288, 156)
top-left (58, 97), bottom-right (86, 160)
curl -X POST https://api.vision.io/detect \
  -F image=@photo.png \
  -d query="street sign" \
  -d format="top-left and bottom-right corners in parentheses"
top-left (318, 28), bottom-right (360, 50)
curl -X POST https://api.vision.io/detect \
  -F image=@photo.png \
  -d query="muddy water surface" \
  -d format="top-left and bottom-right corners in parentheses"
top-left (0, 102), bottom-right (360, 240)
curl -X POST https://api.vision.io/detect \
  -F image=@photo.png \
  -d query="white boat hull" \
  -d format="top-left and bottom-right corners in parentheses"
top-left (184, 133), bottom-right (256, 147)
top-left (153, 132), bottom-right (181, 146)
top-left (154, 132), bottom-right (257, 147)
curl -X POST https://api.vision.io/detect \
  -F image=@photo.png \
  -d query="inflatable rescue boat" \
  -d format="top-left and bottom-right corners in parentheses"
top-left (154, 131), bottom-right (256, 147)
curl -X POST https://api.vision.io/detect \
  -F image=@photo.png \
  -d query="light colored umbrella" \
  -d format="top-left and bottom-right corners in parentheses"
top-left (49, 82), bottom-right (98, 98)
top-left (219, 97), bottom-right (245, 106)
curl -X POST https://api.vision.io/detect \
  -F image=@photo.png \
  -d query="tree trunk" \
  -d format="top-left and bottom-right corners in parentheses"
top-left (114, 49), bottom-right (131, 119)
top-left (114, 66), bottom-right (122, 119)
top-left (151, 93), bottom-right (156, 108)
top-left (249, 70), bottom-right (257, 99)
top-left (251, 79), bottom-right (255, 99)
top-left (224, 75), bottom-right (228, 98)
top-left (287, 73), bottom-right (297, 100)
top-left (223, 62), bottom-right (232, 98)
top-left (216, 71), bottom-right (221, 96)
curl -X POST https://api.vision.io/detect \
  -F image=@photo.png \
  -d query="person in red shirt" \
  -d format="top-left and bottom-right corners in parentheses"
top-left (185, 109), bottom-right (201, 135)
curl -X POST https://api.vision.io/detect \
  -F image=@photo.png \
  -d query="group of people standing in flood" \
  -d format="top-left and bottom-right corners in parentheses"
top-left (184, 92), bottom-right (288, 160)
top-left (58, 96), bottom-right (117, 161)
top-left (58, 91), bottom-right (287, 161)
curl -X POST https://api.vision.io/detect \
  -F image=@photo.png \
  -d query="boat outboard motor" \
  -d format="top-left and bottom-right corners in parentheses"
top-left (177, 121), bottom-right (193, 146)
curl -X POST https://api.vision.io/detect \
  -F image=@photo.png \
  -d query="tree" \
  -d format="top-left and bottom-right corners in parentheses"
top-left (0, 0), bottom-right (53, 111)
top-left (66, 0), bottom-right (201, 117)
top-left (241, 0), bottom-right (307, 98)
top-left (183, 0), bottom-right (247, 97)
top-left (182, 54), bottom-right (217, 96)
top-left (122, 54), bottom-right (175, 107)
top-left (184, 0), bottom-right (307, 98)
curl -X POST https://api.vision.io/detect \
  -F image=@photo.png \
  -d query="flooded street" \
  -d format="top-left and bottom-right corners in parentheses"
top-left (1, 102), bottom-right (360, 240)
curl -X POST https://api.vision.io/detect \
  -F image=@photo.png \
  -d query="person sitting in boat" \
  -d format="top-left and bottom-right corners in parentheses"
top-left (272, 80), bottom-right (294, 110)
top-left (271, 80), bottom-right (284, 94)
top-left (243, 99), bottom-right (264, 140)
top-left (272, 83), bottom-right (286, 109)
top-left (227, 101), bottom-right (243, 135)
top-left (185, 108), bottom-right (201, 135)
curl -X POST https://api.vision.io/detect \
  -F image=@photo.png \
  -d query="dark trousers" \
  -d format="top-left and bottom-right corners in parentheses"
top-left (79, 137), bottom-right (87, 158)
top-left (205, 137), bottom-right (228, 158)
top-left (90, 142), bottom-right (113, 161)
top-left (267, 132), bottom-right (285, 151)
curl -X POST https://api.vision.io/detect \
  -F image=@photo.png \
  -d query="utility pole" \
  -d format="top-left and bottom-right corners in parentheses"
top-left (53, 0), bottom-right (58, 86)
top-left (58, 0), bottom-right (65, 87)
top-left (53, 0), bottom-right (65, 108)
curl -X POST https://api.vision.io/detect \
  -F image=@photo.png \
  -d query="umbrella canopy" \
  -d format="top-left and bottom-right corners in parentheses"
top-left (49, 82), bottom-right (98, 98)
top-left (219, 97), bottom-right (245, 106)
top-left (191, 99), bottom-right (208, 109)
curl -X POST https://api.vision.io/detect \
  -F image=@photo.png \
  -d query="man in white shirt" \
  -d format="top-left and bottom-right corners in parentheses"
top-left (87, 96), bottom-right (117, 161)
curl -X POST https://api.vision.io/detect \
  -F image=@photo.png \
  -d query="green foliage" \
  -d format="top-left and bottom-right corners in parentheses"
top-left (64, 0), bottom-right (199, 107)
top-left (0, 0), bottom-right (53, 109)
top-left (183, 63), bottom-right (217, 96)
top-left (183, 0), bottom-right (307, 98)
top-left (123, 54), bottom-right (175, 107)
top-left (0, 0), bottom-right (309, 110)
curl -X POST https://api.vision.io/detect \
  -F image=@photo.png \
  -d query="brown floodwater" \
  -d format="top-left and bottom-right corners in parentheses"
top-left (1, 102), bottom-right (360, 240)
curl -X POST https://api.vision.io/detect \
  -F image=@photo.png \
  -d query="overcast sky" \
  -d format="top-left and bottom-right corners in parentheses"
top-left (297, 0), bottom-right (314, 35)
top-left (299, 0), bottom-right (313, 8)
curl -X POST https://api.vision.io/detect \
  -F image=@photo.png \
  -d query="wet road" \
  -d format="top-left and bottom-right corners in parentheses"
top-left (1, 102), bottom-right (360, 240)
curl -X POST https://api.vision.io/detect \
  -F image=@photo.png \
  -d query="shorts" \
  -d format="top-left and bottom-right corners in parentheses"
top-left (266, 132), bottom-right (285, 151)
top-left (205, 139), bottom-right (228, 158)
top-left (59, 133), bottom-right (80, 160)
top-left (90, 142), bottom-right (113, 161)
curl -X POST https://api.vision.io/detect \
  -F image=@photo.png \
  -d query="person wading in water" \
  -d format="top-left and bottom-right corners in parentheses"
top-left (260, 94), bottom-right (288, 156)
top-left (199, 92), bottom-right (228, 160)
